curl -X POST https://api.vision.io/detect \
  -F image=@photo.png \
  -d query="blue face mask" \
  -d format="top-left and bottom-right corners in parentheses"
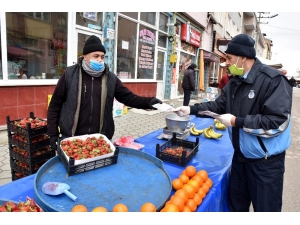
top-left (90, 59), bottom-right (105, 71)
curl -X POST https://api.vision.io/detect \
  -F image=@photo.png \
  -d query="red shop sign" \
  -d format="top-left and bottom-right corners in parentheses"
top-left (181, 23), bottom-right (201, 48)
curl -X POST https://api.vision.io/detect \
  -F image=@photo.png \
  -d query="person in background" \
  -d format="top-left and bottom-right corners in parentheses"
top-left (47, 35), bottom-right (162, 150)
top-left (218, 68), bottom-right (232, 95)
top-left (289, 76), bottom-right (296, 88)
top-left (182, 63), bottom-right (197, 106)
top-left (18, 69), bottom-right (27, 79)
top-left (174, 34), bottom-right (292, 212)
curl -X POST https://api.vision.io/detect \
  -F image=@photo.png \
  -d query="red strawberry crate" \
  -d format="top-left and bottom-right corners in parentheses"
top-left (9, 145), bottom-right (56, 165)
top-left (6, 112), bottom-right (48, 138)
top-left (11, 169), bottom-right (27, 181)
top-left (156, 133), bottom-right (199, 166)
top-left (57, 145), bottom-right (119, 176)
top-left (57, 134), bottom-right (119, 176)
top-left (8, 133), bottom-right (50, 155)
top-left (10, 158), bottom-right (48, 175)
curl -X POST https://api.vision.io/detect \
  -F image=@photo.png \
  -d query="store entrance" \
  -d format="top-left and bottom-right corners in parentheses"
top-left (73, 29), bottom-right (103, 64)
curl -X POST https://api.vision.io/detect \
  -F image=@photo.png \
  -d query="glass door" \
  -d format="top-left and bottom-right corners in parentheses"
top-left (73, 29), bottom-right (103, 65)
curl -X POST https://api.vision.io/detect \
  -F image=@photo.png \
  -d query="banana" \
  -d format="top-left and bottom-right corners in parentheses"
top-left (203, 127), bottom-right (212, 139)
top-left (215, 121), bottom-right (226, 130)
top-left (193, 126), bottom-right (204, 135)
top-left (208, 126), bottom-right (223, 139)
top-left (190, 124), bottom-right (203, 136)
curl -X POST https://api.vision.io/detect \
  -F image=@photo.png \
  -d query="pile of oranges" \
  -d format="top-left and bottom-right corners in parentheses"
top-left (160, 165), bottom-right (213, 212)
top-left (70, 202), bottom-right (157, 212)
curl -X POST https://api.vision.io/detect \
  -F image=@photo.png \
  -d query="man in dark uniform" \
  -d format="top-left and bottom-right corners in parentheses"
top-left (174, 34), bottom-right (292, 212)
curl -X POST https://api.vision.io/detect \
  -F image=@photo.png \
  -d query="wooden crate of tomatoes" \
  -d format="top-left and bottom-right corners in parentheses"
top-left (156, 133), bottom-right (199, 166)
top-left (57, 134), bottom-right (119, 176)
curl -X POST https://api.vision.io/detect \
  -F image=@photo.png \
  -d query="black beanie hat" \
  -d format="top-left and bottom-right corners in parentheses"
top-left (83, 35), bottom-right (106, 54)
top-left (225, 34), bottom-right (256, 59)
top-left (188, 63), bottom-right (197, 70)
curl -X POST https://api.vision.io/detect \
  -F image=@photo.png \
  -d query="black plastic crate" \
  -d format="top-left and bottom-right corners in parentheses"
top-left (57, 144), bottom-right (119, 176)
top-left (9, 145), bottom-right (56, 165)
top-left (10, 158), bottom-right (47, 175)
top-left (156, 133), bottom-right (199, 166)
top-left (6, 112), bottom-right (47, 138)
top-left (11, 169), bottom-right (27, 181)
top-left (8, 133), bottom-right (50, 155)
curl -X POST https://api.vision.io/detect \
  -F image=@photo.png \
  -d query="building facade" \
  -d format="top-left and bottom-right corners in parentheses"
top-left (0, 12), bottom-right (210, 126)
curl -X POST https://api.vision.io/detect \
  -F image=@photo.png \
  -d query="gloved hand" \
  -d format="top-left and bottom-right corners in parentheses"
top-left (50, 135), bottom-right (59, 151)
top-left (215, 114), bottom-right (235, 127)
top-left (150, 98), bottom-right (163, 109)
top-left (174, 106), bottom-right (190, 117)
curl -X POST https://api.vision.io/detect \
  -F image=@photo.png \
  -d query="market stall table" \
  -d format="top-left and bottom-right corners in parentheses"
top-left (0, 116), bottom-right (234, 212)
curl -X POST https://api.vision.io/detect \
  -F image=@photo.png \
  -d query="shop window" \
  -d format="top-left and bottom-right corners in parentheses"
top-left (117, 17), bottom-right (137, 79)
top-left (159, 13), bottom-right (168, 32)
top-left (158, 32), bottom-right (168, 48)
top-left (25, 12), bottom-right (51, 22)
top-left (120, 12), bottom-right (138, 20)
top-left (6, 12), bottom-right (68, 79)
top-left (140, 12), bottom-right (156, 26)
top-left (76, 12), bottom-right (103, 30)
top-left (156, 51), bottom-right (165, 80)
top-left (137, 25), bottom-right (156, 79)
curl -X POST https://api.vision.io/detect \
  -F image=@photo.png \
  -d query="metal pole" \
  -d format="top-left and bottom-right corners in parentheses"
top-left (255, 12), bottom-right (261, 51)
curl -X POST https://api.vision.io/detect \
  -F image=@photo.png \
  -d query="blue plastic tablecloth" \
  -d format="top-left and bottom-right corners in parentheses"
top-left (0, 116), bottom-right (234, 211)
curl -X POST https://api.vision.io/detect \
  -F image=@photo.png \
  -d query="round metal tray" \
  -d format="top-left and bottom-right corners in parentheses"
top-left (34, 147), bottom-right (172, 212)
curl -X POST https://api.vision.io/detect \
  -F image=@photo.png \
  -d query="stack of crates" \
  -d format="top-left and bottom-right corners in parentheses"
top-left (6, 112), bottom-right (56, 181)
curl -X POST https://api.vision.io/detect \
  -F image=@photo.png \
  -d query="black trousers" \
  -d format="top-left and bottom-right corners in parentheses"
top-left (228, 151), bottom-right (285, 212)
top-left (183, 89), bottom-right (192, 106)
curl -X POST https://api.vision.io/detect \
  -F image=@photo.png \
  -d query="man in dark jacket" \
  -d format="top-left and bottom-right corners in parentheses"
top-left (174, 34), bottom-right (292, 212)
top-left (182, 63), bottom-right (197, 106)
top-left (47, 35), bottom-right (162, 150)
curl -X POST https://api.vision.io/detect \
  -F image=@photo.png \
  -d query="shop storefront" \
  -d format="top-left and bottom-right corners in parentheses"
top-left (0, 12), bottom-right (172, 126)
top-left (168, 18), bottom-right (202, 99)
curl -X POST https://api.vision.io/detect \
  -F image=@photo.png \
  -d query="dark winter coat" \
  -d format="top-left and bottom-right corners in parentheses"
top-left (182, 68), bottom-right (195, 91)
top-left (190, 59), bottom-right (292, 160)
top-left (47, 57), bottom-right (154, 140)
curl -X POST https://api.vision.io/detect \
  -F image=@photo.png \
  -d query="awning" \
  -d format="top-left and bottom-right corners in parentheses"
top-left (256, 56), bottom-right (283, 69)
top-left (217, 39), bottom-right (231, 46)
top-left (203, 50), bottom-right (220, 62)
top-left (7, 46), bottom-right (35, 56)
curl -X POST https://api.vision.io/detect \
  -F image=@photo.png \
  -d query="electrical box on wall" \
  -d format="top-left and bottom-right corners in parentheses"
top-left (170, 54), bottom-right (177, 63)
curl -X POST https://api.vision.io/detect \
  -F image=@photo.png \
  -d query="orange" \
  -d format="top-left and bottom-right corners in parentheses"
top-left (172, 178), bottom-right (183, 190)
top-left (187, 179), bottom-right (200, 192)
top-left (91, 206), bottom-right (108, 212)
top-left (179, 174), bottom-right (190, 184)
top-left (140, 202), bottom-right (156, 212)
top-left (182, 205), bottom-right (192, 212)
top-left (191, 175), bottom-right (203, 187)
top-left (193, 193), bottom-right (203, 206)
top-left (170, 195), bottom-right (185, 212)
top-left (197, 170), bottom-right (208, 182)
top-left (206, 178), bottom-right (213, 188)
top-left (202, 183), bottom-right (210, 194)
top-left (174, 189), bottom-right (189, 203)
top-left (185, 165), bottom-right (196, 178)
top-left (163, 203), bottom-right (179, 212)
top-left (182, 184), bottom-right (195, 199)
top-left (71, 204), bottom-right (88, 212)
top-left (198, 187), bottom-right (206, 199)
top-left (185, 198), bottom-right (197, 212)
top-left (112, 203), bottom-right (129, 212)
top-left (181, 170), bottom-right (187, 175)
